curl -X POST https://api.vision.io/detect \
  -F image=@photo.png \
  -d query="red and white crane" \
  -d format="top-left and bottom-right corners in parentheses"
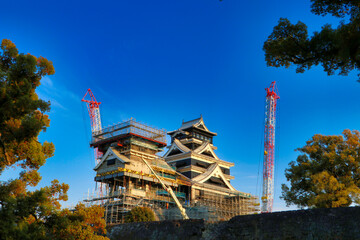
top-left (261, 81), bottom-right (279, 213)
top-left (82, 88), bottom-right (103, 164)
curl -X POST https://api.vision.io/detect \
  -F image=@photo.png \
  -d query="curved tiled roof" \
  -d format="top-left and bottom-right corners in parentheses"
top-left (173, 139), bottom-right (191, 152)
top-left (194, 141), bottom-right (208, 153)
top-left (194, 141), bottom-right (219, 159)
top-left (163, 139), bottom-right (191, 157)
top-left (192, 163), bottom-right (236, 191)
top-left (168, 116), bottom-right (217, 136)
top-left (94, 147), bottom-right (129, 170)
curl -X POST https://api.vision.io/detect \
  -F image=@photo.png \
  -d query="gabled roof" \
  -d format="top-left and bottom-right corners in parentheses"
top-left (94, 147), bottom-right (129, 170)
top-left (194, 141), bottom-right (219, 160)
top-left (192, 163), bottom-right (236, 191)
top-left (163, 139), bottom-right (191, 158)
top-left (168, 116), bottom-right (217, 136)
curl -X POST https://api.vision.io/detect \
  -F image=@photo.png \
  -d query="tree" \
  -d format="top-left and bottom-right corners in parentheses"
top-left (282, 129), bottom-right (360, 208)
top-left (0, 39), bottom-right (108, 239)
top-left (125, 207), bottom-right (155, 223)
top-left (263, 0), bottom-right (360, 80)
top-left (46, 203), bottom-right (108, 240)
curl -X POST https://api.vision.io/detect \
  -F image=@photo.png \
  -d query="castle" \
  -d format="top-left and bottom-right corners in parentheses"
top-left (85, 117), bottom-right (259, 224)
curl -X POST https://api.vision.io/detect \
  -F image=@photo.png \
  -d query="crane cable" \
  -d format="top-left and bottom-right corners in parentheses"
top-left (256, 93), bottom-right (266, 201)
top-left (82, 102), bottom-right (97, 201)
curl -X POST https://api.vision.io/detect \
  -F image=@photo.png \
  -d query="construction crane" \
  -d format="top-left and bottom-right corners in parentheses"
top-left (82, 88), bottom-right (102, 164)
top-left (261, 81), bottom-right (279, 213)
top-left (82, 88), bottom-right (104, 198)
top-left (141, 157), bottom-right (189, 220)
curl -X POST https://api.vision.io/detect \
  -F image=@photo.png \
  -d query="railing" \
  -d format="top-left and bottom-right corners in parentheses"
top-left (158, 172), bottom-right (176, 180)
top-left (91, 119), bottom-right (167, 145)
top-left (84, 187), bottom-right (187, 203)
top-left (196, 182), bottom-right (253, 198)
top-left (156, 190), bottom-right (186, 199)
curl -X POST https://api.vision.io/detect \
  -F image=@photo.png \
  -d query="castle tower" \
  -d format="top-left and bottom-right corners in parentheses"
top-left (89, 119), bottom-right (191, 224)
top-left (164, 117), bottom-right (242, 201)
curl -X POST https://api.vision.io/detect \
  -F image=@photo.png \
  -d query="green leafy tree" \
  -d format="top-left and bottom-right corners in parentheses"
top-left (125, 207), bottom-right (155, 223)
top-left (46, 203), bottom-right (108, 240)
top-left (263, 0), bottom-right (360, 80)
top-left (0, 39), bottom-right (108, 239)
top-left (282, 129), bottom-right (360, 208)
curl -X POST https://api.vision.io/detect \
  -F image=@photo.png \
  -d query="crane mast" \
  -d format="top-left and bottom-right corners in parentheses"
top-left (261, 81), bottom-right (279, 213)
top-left (82, 88), bottom-right (103, 164)
top-left (82, 88), bottom-right (105, 199)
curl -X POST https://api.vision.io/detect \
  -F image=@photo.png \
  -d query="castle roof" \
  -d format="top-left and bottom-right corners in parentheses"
top-left (192, 163), bottom-right (236, 191)
top-left (94, 147), bottom-right (129, 170)
top-left (168, 116), bottom-right (217, 136)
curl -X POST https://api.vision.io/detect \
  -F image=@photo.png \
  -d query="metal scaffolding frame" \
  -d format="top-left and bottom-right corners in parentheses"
top-left (91, 118), bottom-right (167, 146)
top-left (84, 177), bottom-right (259, 225)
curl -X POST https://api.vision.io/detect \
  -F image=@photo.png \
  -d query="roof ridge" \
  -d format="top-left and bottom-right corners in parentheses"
top-left (182, 117), bottom-right (201, 124)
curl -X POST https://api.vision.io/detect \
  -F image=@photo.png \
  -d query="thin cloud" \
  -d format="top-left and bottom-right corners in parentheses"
top-left (41, 76), bottom-right (53, 88)
top-left (36, 76), bottom-right (78, 111)
top-left (36, 91), bottom-right (67, 110)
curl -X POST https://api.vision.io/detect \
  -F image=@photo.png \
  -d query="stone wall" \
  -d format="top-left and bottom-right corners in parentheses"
top-left (109, 206), bottom-right (360, 240)
top-left (109, 219), bottom-right (206, 240)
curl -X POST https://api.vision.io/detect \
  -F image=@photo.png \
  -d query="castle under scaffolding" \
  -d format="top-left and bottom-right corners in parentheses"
top-left (84, 117), bottom-right (259, 224)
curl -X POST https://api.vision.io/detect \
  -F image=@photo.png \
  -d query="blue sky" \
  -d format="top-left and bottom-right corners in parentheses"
top-left (1, 0), bottom-right (360, 211)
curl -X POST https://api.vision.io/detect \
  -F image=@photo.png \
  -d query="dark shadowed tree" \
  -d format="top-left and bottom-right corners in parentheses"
top-left (282, 129), bottom-right (360, 208)
top-left (263, 0), bottom-right (360, 81)
top-left (0, 39), bottom-right (108, 239)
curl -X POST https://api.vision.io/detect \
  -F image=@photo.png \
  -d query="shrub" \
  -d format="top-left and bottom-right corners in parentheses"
top-left (125, 207), bottom-right (155, 223)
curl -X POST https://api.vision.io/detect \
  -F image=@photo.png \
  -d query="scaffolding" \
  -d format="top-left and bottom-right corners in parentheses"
top-left (84, 157), bottom-right (259, 225)
top-left (83, 182), bottom-right (259, 225)
top-left (84, 182), bottom-right (188, 225)
top-left (91, 118), bottom-right (167, 146)
top-left (194, 194), bottom-right (259, 221)
top-left (84, 117), bottom-right (260, 224)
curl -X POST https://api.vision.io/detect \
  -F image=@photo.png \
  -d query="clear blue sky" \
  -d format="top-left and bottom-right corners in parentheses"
top-left (1, 0), bottom-right (360, 211)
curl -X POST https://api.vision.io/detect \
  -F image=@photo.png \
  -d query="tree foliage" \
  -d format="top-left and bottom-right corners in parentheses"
top-left (282, 129), bottom-right (360, 208)
top-left (46, 203), bottom-right (108, 240)
top-left (263, 0), bottom-right (360, 80)
top-left (125, 207), bottom-right (155, 223)
top-left (0, 39), bottom-right (108, 239)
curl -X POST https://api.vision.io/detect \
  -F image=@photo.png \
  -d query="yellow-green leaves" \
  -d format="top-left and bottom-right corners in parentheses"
top-left (0, 39), bottom-right (54, 176)
top-left (37, 56), bottom-right (55, 77)
top-left (49, 203), bottom-right (108, 240)
top-left (0, 39), bottom-right (107, 239)
top-left (282, 130), bottom-right (360, 208)
top-left (1, 39), bottom-right (18, 59)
